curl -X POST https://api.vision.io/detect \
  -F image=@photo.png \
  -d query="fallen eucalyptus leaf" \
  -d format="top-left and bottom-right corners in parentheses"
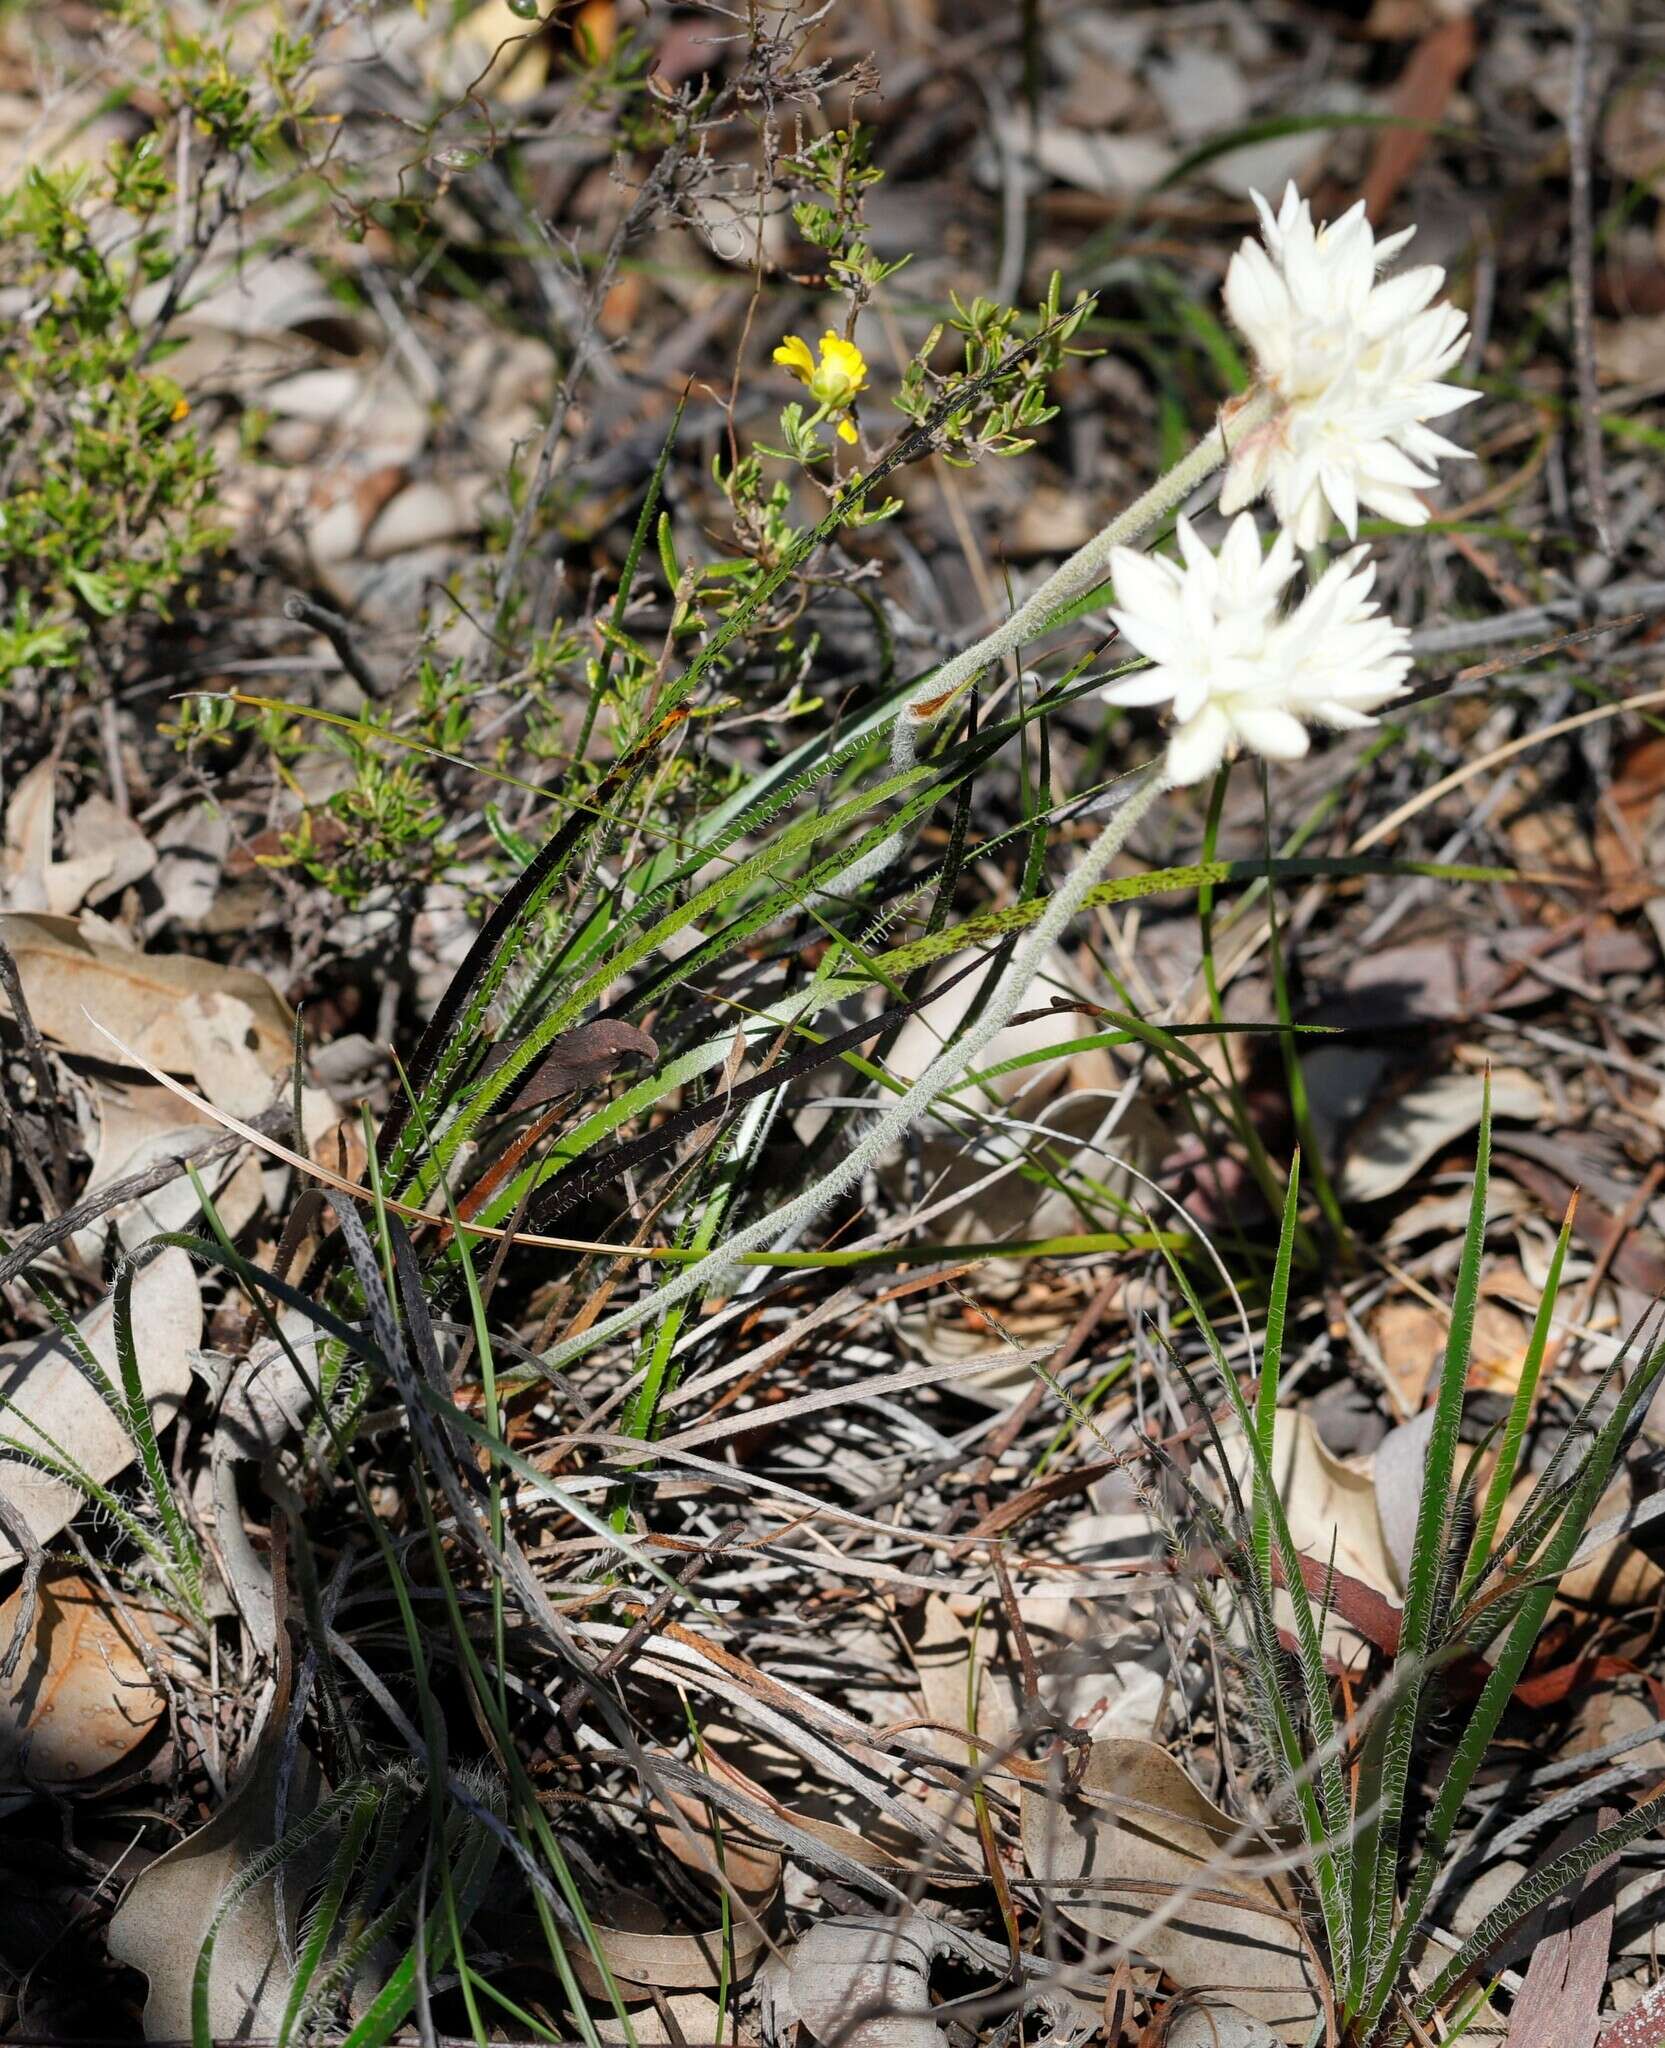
top-left (1224, 1410), bottom-right (1401, 1657)
top-left (1339, 1068), bottom-right (1550, 1206)
top-left (2, 763), bottom-right (155, 916)
top-left (73, 1078), bottom-right (263, 1258)
top-left (107, 1729), bottom-right (322, 2041)
top-left (1020, 1737), bottom-right (1318, 2042)
top-left (0, 1565), bottom-right (165, 1785)
top-left (0, 912), bottom-right (294, 1079)
top-left (565, 1752), bottom-right (781, 1995)
top-left (1163, 2004), bottom-right (1281, 2047)
top-left (785, 1913), bottom-right (945, 2048)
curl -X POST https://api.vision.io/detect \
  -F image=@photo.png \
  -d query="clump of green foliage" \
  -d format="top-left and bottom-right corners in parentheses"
top-left (0, 148), bottom-right (223, 693)
top-left (0, 4), bottom-right (327, 699)
top-left (1170, 1102), bottom-right (1665, 2045)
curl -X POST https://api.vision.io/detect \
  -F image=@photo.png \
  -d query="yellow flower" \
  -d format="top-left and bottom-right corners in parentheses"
top-left (773, 329), bottom-right (867, 443)
top-left (170, 397), bottom-right (191, 422)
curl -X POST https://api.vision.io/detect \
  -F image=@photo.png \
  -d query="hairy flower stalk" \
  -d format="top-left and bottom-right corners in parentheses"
top-left (543, 766), bottom-right (1168, 1379)
top-left (885, 388), bottom-right (1274, 778)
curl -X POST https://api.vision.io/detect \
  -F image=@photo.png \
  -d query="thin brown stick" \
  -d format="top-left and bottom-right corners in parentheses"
top-left (1568, 0), bottom-right (1613, 553)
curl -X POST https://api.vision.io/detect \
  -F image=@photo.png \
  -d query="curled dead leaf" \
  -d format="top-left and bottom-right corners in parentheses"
top-left (1339, 1067), bottom-right (1550, 1206)
top-left (564, 1750), bottom-right (781, 1996)
top-left (107, 1732), bottom-right (323, 2041)
top-left (0, 1246), bottom-right (201, 1568)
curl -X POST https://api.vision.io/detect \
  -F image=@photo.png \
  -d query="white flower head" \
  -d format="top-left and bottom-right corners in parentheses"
top-left (1220, 183), bottom-right (1480, 549)
top-left (1105, 513), bottom-right (1413, 787)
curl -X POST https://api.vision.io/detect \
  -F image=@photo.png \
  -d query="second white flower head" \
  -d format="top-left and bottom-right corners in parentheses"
top-left (1221, 183), bottom-right (1479, 548)
top-left (1105, 513), bottom-right (1413, 786)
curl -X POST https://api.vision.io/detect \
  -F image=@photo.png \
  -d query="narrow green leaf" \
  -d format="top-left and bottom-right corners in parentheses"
top-left (1458, 1193), bottom-right (1575, 1608)
top-left (1253, 1152), bottom-right (1300, 1592)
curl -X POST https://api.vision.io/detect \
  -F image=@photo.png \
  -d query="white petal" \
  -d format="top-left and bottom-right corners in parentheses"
top-left (1108, 548), bottom-right (1182, 624)
top-left (1103, 669), bottom-right (1178, 708)
top-left (1166, 705), bottom-right (1233, 787)
top-left (1107, 608), bottom-right (1191, 672)
top-left (1175, 516), bottom-right (1214, 581)
top-left (1224, 245), bottom-right (1288, 351)
top-left (1232, 706), bottom-right (1312, 761)
top-left (1373, 224), bottom-right (1417, 266)
top-left (1320, 462), bottom-right (1359, 540)
top-left (1398, 422), bottom-right (1472, 465)
top-left (1361, 265), bottom-right (1445, 339)
top-left (1219, 511), bottom-right (1265, 591)
top-left (1356, 480), bottom-right (1430, 527)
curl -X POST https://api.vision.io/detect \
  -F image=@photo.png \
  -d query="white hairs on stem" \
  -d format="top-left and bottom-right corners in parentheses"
top-left (543, 765), bottom-right (1169, 1379)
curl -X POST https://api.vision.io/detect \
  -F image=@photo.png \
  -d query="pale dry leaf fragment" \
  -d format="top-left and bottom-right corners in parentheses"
top-left (107, 1731), bottom-right (322, 2042)
top-left (565, 1750), bottom-right (781, 1996)
top-left (363, 478), bottom-right (484, 560)
top-left (0, 1246), bottom-right (201, 1568)
top-left (1338, 1067), bottom-right (1551, 1205)
top-left (1501, 1472), bottom-right (1664, 1611)
top-left (0, 1565), bottom-right (165, 1785)
top-left (436, 0), bottom-right (550, 105)
top-left (1, 762), bottom-right (153, 916)
top-left (0, 757), bottom-right (55, 908)
top-left (1372, 1407), bottom-right (1436, 1589)
top-left (216, 1312), bottom-right (324, 1463)
top-left (1164, 2005), bottom-right (1281, 2048)
top-left (593, 1993), bottom-right (723, 2044)
top-left (1223, 1408), bottom-right (1402, 1655)
top-left (63, 793), bottom-right (156, 909)
top-left (785, 1913), bottom-right (946, 2048)
top-left (180, 993), bottom-right (284, 1119)
top-left (73, 1078), bottom-right (263, 1258)
top-left (151, 803), bottom-right (232, 932)
top-left (1020, 1738), bottom-right (1319, 2042)
top-left (0, 912), bottom-right (294, 1078)
top-left (563, 1889), bottom-right (773, 1997)
top-left (992, 114), bottom-right (1174, 196)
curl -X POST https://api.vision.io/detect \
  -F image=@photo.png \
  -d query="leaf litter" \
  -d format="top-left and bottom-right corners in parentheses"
top-left (3, 2), bottom-right (1665, 2044)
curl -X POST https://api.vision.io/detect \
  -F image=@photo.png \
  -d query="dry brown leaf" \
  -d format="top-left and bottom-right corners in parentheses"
top-left (438, 0), bottom-right (549, 105)
top-left (1339, 1068), bottom-right (1551, 1206)
top-left (1225, 1411), bottom-right (1401, 1655)
top-left (0, 911), bottom-right (294, 1080)
top-left (1501, 1474), bottom-right (1665, 1612)
top-left (73, 1078), bottom-right (263, 1257)
top-left (2, 762), bottom-right (154, 916)
top-left (784, 1914), bottom-right (945, 2048)
top-left (0, 1565), bottom-right (164, 1785)
top-left (1164, 2007), bottom-right (1281, 2048)
top-left (107, 1731), bottom-right (322, 2041)
top-left (0, 1247), bottom-right (201, 1568)
top-left (1020, 1738), bottom-right (1318, 2042)
top-left (593, 1993), bottom-right (722, 2044)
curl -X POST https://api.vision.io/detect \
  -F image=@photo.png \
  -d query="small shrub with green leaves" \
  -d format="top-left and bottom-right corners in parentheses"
top-left (0, 153), bottom-right (223, 698)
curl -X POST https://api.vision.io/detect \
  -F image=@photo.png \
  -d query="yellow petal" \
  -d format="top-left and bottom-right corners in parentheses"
top-left (836, 416), bottom-right (858, 444)
top-left (772, 334), bottom-right (815, 380)
top-left (818, 333), bottom-right (868, 396)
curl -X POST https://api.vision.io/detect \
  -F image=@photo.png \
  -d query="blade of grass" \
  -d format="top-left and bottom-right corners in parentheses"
top-left (1350, 1077), bottom-right (1492, 2002)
